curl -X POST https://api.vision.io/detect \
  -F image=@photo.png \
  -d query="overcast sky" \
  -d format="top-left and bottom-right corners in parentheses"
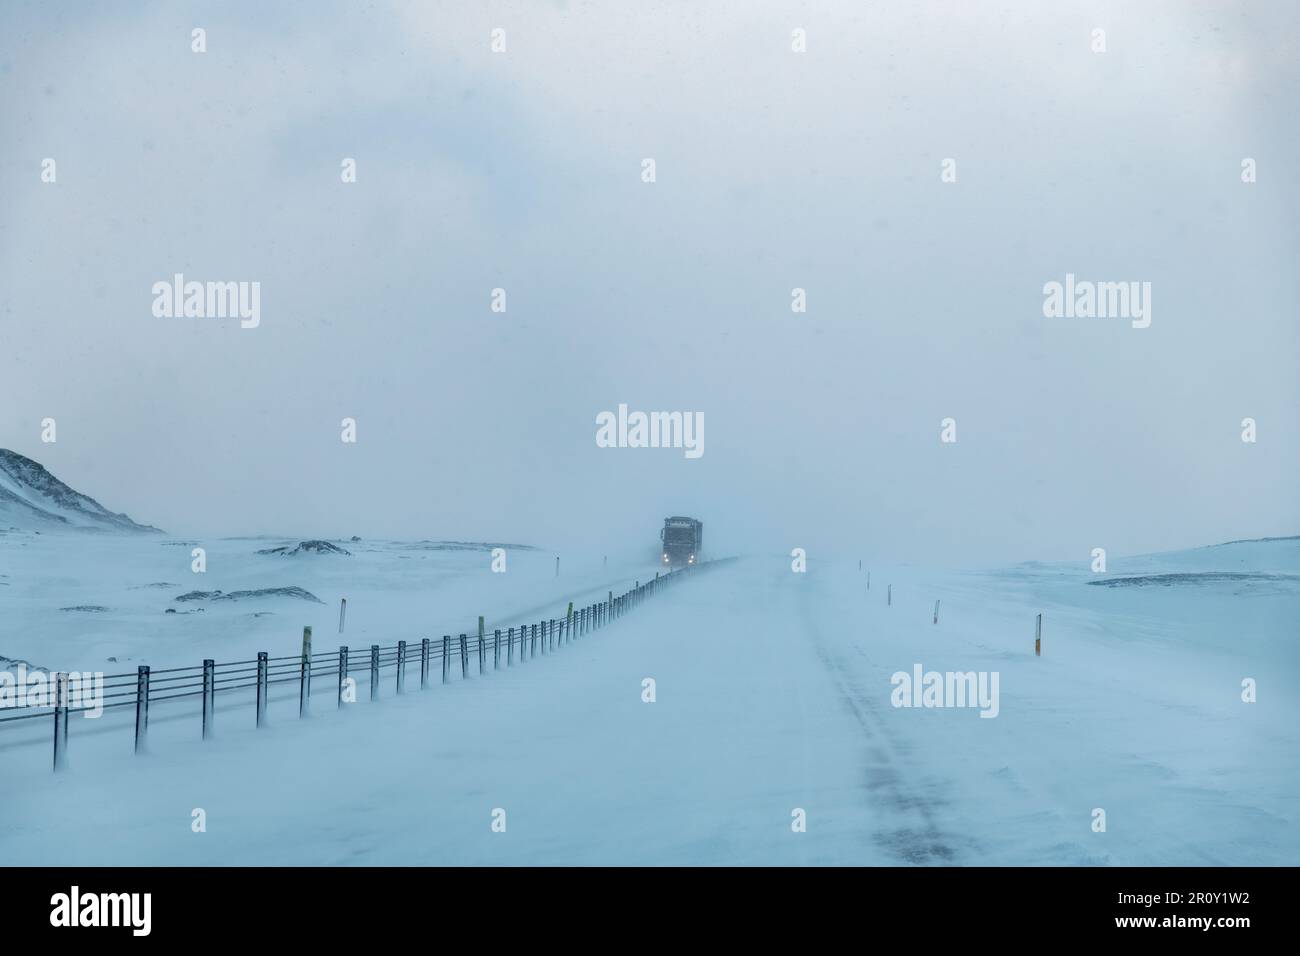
top-left (1, 1), bottom-right (1296, 564)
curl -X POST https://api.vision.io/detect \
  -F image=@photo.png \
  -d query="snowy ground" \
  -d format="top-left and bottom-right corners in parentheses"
top-left (1, 533), bottom-right (1296, 865)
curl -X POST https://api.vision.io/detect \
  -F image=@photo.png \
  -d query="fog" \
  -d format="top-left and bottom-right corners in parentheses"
top-left (2, 1), bottom-right (1296, 565)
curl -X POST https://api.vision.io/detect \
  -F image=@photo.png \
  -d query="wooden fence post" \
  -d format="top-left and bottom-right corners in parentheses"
top-left (460, 634), bottom-right (468, 678)
top-left (370, 644), bottom-right (380, 700)
top-left (203, 659), bottom-right (216, 737)
top-left (134, 665), bottom-right (150, 753)
top-left (934, 600), bottom-right (940, 624)
top-left (299, 626), bottom-right (312, 717)
top-left (52, 672), bottom-right (69, 771)
top-left (257, 652), bottom-right (269, 724)
top-left (397, 640), bottom-right (406, 694)
top-left (337, 647), bottom-right (348, 708)
top-left (1035, 614), bottom-right (1042, 656)
top-left (339, 597), bottom-right (347, 634)
top-left (441, 636), bottom-right (450, 683)
top-left (420, 638), bottom-right (429, 689)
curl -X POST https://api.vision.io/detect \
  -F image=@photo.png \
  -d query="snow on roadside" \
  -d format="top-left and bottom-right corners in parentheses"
top-left (2, 539), bottom-right (1295, 865)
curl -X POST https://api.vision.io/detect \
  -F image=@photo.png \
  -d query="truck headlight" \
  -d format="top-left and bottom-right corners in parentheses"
top-left (688, 555), bottom-right (695, 564)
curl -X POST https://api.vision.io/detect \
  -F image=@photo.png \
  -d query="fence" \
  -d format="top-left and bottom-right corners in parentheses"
top-left (1, 563), bottom-right (712, 772)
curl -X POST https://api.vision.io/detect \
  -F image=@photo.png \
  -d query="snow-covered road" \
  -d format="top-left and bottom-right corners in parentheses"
top-left (2, 543), bottom-right (1295, 865)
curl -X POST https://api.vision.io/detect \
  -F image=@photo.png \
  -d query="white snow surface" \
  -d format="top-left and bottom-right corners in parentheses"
top-left (1, 532), bottom-right (1296, 865)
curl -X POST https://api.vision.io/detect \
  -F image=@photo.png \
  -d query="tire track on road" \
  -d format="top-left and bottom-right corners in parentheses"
top-left (794, 572), bottom-right (973, 864)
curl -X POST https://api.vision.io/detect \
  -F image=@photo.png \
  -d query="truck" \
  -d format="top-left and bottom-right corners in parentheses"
top-left (660, 516), bottom-right (703, 567)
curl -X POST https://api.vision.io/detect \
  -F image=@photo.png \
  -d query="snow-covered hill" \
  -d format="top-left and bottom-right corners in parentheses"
top-left (0, 449), bottom-right (161, 534)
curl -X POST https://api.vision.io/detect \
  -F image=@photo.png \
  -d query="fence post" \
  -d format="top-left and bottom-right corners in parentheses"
top-left (458, 634), bottom-right (467, 678)
top-left (257, 653), bottom-right (269, 726)
top-left (442, 636), bottom-right (450, 683)
top-left (335, 647), bottom-right (346, 710)
top-left (567, 602), bottom-right (573, 642)
top-left (507, 627), bottom-right (514, 666)
top-left (494, 629), bottom-right (501, 669)
top-left (478, 617), bottom-right (486, 674)
top-left (934, 600), bottom-right (940, 625)
top-left (52, 672), bottom-right (68, 771)
top-left (1035, 614), bottom-right (1042, 657)
top-left (134, 665), bottom-right (150, 753)
top-left (530, 624), bottom-right (537, 658)
top-left (397, 640), bottom-right (406, 694)
top-left (339, 597), bottom-right (347, 634)
top-left (202, 659), bottom-right (215, 739)
top-left (421, 638), bottom-right (430, 689)
top-left (887, 584), bottom-right (892, 606)
top-left (370, 644), bottom-right (380, 701)
top-left (299, 625), bottom-right (313, 718)
top-left (867, 571), bottom-right (870, 590)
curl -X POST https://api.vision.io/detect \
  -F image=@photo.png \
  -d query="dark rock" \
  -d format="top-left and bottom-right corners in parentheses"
top-left (257, 540), bottom-right (351, 556)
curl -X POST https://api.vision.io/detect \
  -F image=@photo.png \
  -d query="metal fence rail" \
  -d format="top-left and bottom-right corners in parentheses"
top-left (2, 561), bottom-right (725, 771)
